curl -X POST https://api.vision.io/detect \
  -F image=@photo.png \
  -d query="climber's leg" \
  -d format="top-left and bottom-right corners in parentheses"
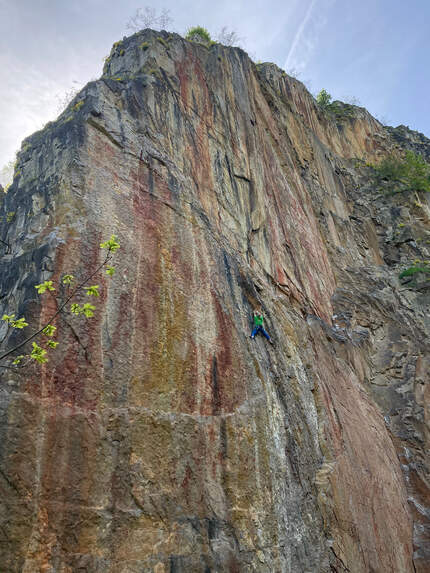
top-left (261, 327), bottom-right (271, 341)
top-left (250, 327), bottom-right (258, 339)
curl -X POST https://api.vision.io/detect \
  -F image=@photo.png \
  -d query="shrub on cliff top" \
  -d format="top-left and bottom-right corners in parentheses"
top-left (186, 26), bottom-right (212, 46)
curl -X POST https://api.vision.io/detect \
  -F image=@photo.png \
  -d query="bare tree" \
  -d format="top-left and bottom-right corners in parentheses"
top-left (126, 7), bottom-right (172, 33)
top-left (374, 113), bottom-right (390, 126)
top-left (0, 158), bottom-right (15, 188)
top-left (216, 26), bottom-right (243, 47)
top-left (286, 68), bottom-right (301, 80)
top-left (56, 82), bottom-right (83, 115)
top-left (342, 95), bottom-right (362, 106)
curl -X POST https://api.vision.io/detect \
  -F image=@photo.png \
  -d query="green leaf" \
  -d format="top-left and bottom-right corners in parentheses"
top-left (12, 355), bottom-right (24, 365)
top-left (70, 302), bottom-right (96, 317)
top-left (30, 342), bottom-right (48, 364)
top-left (2, 313), bottom-right (15, 322)
top-left (100, 235), bottom-right (120, 253)
top-left (47, 340), bottom-right (59, 349)
top-left (106, 265), bottom-right (115, 276)
top-left (2, 314), bottom-right (28, 328)
top-left (42, 324), bottom-right (56, 337)
top-left (10, 317), bottom-right (28, 329)
top-left (62, 274), bottom-right (75, 285)
top-left (35, 280), bottom-right (55, 294)
top-left (85, 285), bottom-right (100, 297)
top-left (70, 303), bottom-right (81, 315)
top-left (82, 303), bottom-right (96, 318)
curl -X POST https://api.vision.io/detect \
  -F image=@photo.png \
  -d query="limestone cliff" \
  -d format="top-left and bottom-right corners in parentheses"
top-left (0, 29), bottom-right (429, 572)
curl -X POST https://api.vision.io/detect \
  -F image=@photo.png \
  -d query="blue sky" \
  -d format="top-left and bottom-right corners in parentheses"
top-left (1, 0), bottom-right (429, 168)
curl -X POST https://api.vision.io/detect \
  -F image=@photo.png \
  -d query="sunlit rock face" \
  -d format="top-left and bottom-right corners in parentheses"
top-left (0, 29), bottom-right (428, 572)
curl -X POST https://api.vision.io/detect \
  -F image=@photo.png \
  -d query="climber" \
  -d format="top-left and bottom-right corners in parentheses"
top-left (250, 310), bottom-right (273, 344)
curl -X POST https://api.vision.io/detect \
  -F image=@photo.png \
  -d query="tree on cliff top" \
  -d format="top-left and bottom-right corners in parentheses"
top-left (217, 26), bottom-right (243, 47)
top-left (316, 89), bottom-right (332, 108)
top-left (0, 158), bottom-right (15, 188)
top-left (126, 7), bottom-right (172, 32)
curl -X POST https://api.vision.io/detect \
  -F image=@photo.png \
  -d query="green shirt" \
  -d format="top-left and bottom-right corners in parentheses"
top-left (254, 314), bottom-right (264, 326)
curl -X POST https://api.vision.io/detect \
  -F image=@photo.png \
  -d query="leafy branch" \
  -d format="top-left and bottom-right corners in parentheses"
top-left (0, 235), bottom-right (120, 368)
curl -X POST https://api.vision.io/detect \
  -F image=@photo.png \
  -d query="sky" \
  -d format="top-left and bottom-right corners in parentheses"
top-left (1, 0), bottom-right (429, 169)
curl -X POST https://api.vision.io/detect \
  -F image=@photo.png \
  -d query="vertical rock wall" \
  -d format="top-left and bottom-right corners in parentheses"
top-left (0, 30), bottom-right (428, 572)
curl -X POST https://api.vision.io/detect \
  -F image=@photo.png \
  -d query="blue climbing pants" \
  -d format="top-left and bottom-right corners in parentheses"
top-left (251, 325), bottom-right (271, 340)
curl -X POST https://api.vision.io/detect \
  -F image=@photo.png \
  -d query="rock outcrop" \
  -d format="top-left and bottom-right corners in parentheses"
top-left (0, 29), bottom-right (429, 572)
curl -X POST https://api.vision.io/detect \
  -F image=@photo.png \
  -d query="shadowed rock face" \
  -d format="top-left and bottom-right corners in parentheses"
top-left (0, 29), bottom-right (428, 572)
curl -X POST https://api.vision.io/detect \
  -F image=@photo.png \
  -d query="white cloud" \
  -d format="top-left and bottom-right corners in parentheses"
top-left (284, 0), bottom-right (316, 69)
top-left (283, 0), bottom-right (334, 73)
top-left (0, 52), bottom-right (96, 166)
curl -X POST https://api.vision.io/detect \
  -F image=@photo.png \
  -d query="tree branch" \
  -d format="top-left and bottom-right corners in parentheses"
top-left (0, 251), bottom-right (112, 364)
top-left (0, 238), bottom-right (10, 253)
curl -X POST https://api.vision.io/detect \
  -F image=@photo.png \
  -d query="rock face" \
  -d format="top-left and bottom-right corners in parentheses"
top-left (0, 29), bottom-right (429, 572)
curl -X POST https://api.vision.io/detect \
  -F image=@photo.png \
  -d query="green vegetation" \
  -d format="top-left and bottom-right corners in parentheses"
top-left (327, 101), bottom-right (356, 120)
top-left (84, 285), bottom-right (100, 297)
top-left (399, 265), bottom-right (429, 279)
top-left (185, 26), bottom-right (213, 46)
top-left (35, 280), bottom-right (55, 294)
top-left (370, 150), bottom-right (430, 194)
top-left (157, 36), bottom-right (168, 48)
top-left (73, 100), bottom-right (84, 112)
top-left (120, 49), bottom-right (125, 56)
top-left (42, 324), bottom-right (56, 337)
top-left (0, 235), bottom-right (120, 369)
top-left (100, 235), bottom-right (120, 252)
top-left (30, 342), bottom-right (47, 364)
top-left (316, 89), bottom-right (357, 121)
top-left (139, 41), bottom-right (149, 50)
top-left (6, 211), bottom-right (15, 223)
top-left (316, 89), bottom-right (332, 108)
top-left (2, 315), bottom-right (28, 329)
top-left (398, 260), bottom-right (430, 289)
top-left (70, 302), bottom-right (96, 317)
